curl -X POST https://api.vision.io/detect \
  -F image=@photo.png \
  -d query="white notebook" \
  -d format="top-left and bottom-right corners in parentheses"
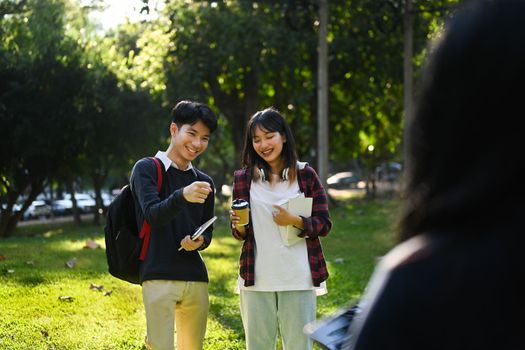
top-left (276, 194), bottom-right (313, 246)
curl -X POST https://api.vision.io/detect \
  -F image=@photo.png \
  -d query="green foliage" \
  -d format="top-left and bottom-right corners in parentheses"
top-left (0, 0), bottom-right (165, 234)
top-left (0, 0), bottom-right (460, 236)
top-left (129, 0), bottom-right (460, 175)
top-left (159, 1), bottom-right (321, 165)
top-left (328, 0), bottom-right (458, 168)
top-left (0, 197), bottom-right (398, 349)
top-left (0, 0), bottom-right (89, 236)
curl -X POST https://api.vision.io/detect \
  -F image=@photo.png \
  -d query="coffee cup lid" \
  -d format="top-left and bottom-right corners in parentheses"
top-left (232, 199), bottom-right (249, 209)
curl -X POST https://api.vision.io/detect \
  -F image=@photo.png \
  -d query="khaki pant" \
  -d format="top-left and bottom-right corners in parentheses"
top-left (142, 280), bottom-right (209, 350)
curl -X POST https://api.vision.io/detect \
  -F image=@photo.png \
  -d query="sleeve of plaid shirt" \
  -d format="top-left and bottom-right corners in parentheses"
top-left (230, 168), bottom-right (251, 241)
top-left (297, 165), bottom-right (332, 239)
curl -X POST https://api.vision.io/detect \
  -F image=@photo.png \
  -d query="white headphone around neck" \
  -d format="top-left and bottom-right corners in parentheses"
top-left (258, 167), bottom-right (289, 182)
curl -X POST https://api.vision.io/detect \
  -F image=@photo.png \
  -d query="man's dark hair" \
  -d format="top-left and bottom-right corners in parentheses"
top-left (171, 100), bottom-right (218, 133)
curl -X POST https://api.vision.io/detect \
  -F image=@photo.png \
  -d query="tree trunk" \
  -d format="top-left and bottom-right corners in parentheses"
top-left (0, 179), bottom-right (44, 238)
top-left (317, 0), bottom-right (329, 186)
top-left (67, 182), bottom-right (82, 224)
top-left (231, 111), bottom-right (247, 167)
top-left (92, 170), bottom-right (107, 226)
top-left (403, 0), bottom-right (414, 172)
top-left (243, 63), bottom-right (260, 126)
top-left (0, 209), bottom-right (12, 239)
top-left (207, 59), bottom-right (260, 169)
top-left (365, 175), bottom-right (377, 199)
top-left (0, 206), bottom-right (24, 239)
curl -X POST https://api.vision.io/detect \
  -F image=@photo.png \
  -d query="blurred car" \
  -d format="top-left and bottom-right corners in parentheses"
top-left (327, 171), bottom-right (366, 189)
top-left (375, 162), bottom-right (403, 182)
top-left (23, 200), bottom-right (52, 220)
top-left (71, 193), bottom-right (96, 213)
top-left (51, 198), bottom-right (73, 216)
top-left (51, 193), bottom-right (97, 215)
top-left (1, 200), bottom-right (52, 220)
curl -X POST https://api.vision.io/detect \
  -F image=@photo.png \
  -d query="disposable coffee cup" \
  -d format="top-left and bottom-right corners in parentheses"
top-left (232, 199), bottom-right (250, 226)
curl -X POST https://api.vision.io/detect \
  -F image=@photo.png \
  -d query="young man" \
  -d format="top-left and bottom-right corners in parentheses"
top-left (130, 100), bottom-right (218, 350)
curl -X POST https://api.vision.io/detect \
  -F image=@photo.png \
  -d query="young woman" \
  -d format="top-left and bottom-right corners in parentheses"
top-left (229, 107), bottom-right (332, 350)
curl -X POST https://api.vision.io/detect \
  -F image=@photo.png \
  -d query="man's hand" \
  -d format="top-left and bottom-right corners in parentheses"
top-left (183, 181), bottom-right (212, 203)
top-left (179, 235), bottom-right (205, 251)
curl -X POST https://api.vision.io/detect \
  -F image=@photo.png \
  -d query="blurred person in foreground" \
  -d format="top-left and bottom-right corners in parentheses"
top-left (344, 1), bottom-right (525, 349)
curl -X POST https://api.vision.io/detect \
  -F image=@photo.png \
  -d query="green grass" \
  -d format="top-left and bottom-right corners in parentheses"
top-left (0, 197), bottom-right (399, 349)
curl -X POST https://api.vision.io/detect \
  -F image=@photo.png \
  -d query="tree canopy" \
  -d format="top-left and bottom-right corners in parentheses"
top-left (0, 0), bottom-right (458, 237)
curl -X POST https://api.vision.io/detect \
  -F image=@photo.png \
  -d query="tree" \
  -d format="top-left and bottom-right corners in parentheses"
top-left (0, 0), bottom-right (89, 237)
top-left (0, 0), bottom-right (164, 235)
top-left (133, 0), bottom-right (459, 198)
top-left (158, 1), bottom-right (320, 168)
top-left (327, 0), bottom-right (458, 196)
top-left (56, 14), bottom-right (168, 226)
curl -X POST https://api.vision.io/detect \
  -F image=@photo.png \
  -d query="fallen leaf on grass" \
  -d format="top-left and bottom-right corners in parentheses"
top-left (65, 258), bottom-right (77, 269)
top-left (0, 254), bottom-right (6, 261)
top-left (83, 239), bottom-right (101, 249)
top-left (58, 296), bottom-right (74, 302)
top-left (103, 290), bottom-right (113, 296)
top-left (89, 283), bottom-right (104, 291)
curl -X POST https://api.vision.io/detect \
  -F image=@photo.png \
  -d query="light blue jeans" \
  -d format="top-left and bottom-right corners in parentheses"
top-left (240, 289), bottom-right (316, 350)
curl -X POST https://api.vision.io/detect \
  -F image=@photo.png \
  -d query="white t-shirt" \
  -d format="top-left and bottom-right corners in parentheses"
top-left (237, 178), bottom-right (327, 296)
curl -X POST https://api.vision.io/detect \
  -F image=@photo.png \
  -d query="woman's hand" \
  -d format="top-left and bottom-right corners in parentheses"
top-left (229, 210), bottom-right (246, 239)
top-left (272, 205), bottom-right (304, 229)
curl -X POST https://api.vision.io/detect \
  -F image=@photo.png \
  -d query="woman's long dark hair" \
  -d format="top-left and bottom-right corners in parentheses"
top-left (399, 0), bottom-right (525, 241)
top-left (241, 107), bottom-right (298, 183)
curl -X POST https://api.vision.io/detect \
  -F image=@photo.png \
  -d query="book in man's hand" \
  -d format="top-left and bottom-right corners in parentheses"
top-left (178, 216), bottom-right (217, 251)
top-left (275, 194), bottom-right (313, 246)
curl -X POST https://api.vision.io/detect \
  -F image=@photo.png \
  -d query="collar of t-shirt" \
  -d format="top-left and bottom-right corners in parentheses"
top-left (154, 150), bottom-right (194, 172)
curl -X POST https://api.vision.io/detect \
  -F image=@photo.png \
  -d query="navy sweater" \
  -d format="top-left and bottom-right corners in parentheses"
top-left (130, 157), bottom-right (215, 284)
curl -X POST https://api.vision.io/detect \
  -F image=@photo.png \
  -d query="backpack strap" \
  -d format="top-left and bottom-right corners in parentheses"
top-left (138, 157), bottom-right (163, 261)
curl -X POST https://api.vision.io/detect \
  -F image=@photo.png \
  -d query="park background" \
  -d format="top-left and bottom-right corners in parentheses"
top-left (1, 0), bottom-right (458, 348)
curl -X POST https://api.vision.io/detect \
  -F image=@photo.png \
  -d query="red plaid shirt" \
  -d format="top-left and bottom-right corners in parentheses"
top-left (232, 164), bottom-right (332, 287)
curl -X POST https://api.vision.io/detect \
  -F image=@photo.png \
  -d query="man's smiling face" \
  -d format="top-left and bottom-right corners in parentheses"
top-left (169, 120), bottom-right (210, 168)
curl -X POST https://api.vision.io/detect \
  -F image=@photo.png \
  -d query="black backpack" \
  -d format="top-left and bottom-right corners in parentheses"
top-left (104, 157), bottom-right (163, 284)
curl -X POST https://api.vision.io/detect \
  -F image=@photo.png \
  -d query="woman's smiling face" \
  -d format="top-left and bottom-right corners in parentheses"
top-left (252, 125), bottom-right (286, 169)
